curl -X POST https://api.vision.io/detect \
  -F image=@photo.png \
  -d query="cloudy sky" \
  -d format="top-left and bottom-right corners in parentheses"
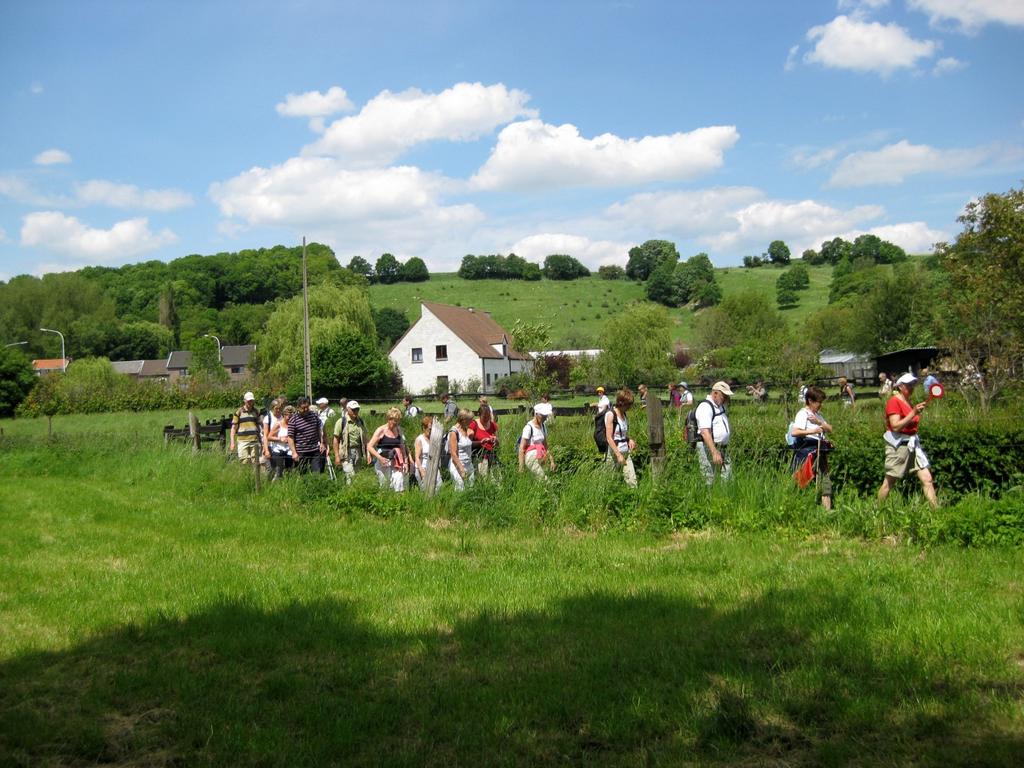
top-left (1, 0), bottom-right (1022, 280)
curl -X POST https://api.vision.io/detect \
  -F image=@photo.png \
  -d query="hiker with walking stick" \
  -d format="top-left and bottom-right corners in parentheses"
top-left (787, 386), bottom-right (834, 509)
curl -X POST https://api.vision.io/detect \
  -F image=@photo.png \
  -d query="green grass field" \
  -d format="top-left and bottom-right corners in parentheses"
top-left (368, 264), bottom-right (835, 349)
top-left (1, 410), bottom-right (1022, 766)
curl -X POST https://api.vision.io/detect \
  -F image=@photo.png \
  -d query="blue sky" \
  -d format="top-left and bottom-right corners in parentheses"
top-left (1, 0), bottom-right (1022, 280)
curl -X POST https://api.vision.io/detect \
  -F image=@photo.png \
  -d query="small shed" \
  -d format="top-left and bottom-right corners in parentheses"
top-left (874, 347), bottom-right (939, 378)
top-left (818, 349), bottom-right (876, 383)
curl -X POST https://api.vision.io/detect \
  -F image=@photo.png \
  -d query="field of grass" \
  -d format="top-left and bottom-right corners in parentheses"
top-left (368, 264), bottom-right (836, 348)
top-left (1, 409), bottom-right (1023, 766)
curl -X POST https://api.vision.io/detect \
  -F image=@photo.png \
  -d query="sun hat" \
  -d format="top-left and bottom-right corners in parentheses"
top-left (347, 400), bottom-right (360, 410)
top-left (243, 391), bottom-right (255, 402)
top-left (679, 381), bottom-right (688, 388)
top-left (316, 397), bottom-right (329, 405)
top-left (534, 402), bottom-right (553, 416)
top-left (596, 386), bottom-right (605, 393)
top-left (711, 381), bottom-right (734, 397)
top-left (895, 373), bottom-right (918, 387)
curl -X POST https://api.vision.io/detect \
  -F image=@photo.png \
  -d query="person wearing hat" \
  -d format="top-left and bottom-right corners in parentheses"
top-left (519, 402), bottom-right (555, 478)
top-left (333, 400), bottom-right (367, 485)
top-left (314, 397), bottom-right (335, 426)
top-left (230, 391), bottom-right (262, 464)
top-left (695, 381), bottom-right (733, 485)
top-left (594, 386), bottom-right (611, 416)
top-left (878, 373), bottom-right (938, 508)
top-left (678, 381), bottom-right (694, 407)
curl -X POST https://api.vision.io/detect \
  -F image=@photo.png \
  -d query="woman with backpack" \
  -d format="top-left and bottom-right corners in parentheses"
top-left (604, 388), bottom-right (638, 487)
top-left (787, 386), bottom-right (834, 509)
top-left (519, 402), bottom-right (554, 479)
top-left (447, 409), bottom-right (476, 491)
top-left (367, 407), bottom-right (408, 492)
top-left (263, 398), bottom-right (293, 481)
top-left (469, 401), bottom-right (499, 478)
top-left (413, 415), bottom-right (442, 490)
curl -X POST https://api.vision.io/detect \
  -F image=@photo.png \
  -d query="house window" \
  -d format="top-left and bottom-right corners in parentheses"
top-left (435, 345), bottom-right (447, 361)
top-left (411, 348), bottom-right (423, 364)
top-left (436, 376), bottom-right (448, 393)
top-left (231, 367), bottom-right (242, 374)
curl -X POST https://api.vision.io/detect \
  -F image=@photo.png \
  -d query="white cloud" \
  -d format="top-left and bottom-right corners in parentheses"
top-left (909, 0), bottom-right (1024, 32)
top-left (605, 187), bottom-right (765, 234)
top-left (74, 180), bottom-right (193, 211)
top-left (304, 82), bottom-right (535, 166)
top-left (805, 15), bottom-right (939, 75)
top-left (34, 148), bottom-right (72, 166)
top-left (20, 212), bottom-right (177, 262)
top-left (856, 221), bottom-right (948, 252)
top-left (784, 44), bottom-right (800, 71)
top-left (701, 198), bottom-right (884, 256)
top-left (791, 147), bottom-right (840, 170)
top-left (0, 175), bottom-right (67, 207)
top-left (276, 86), bottom-right (354, 117)
top-left (508, 233), bottom-right (633, 268)
top-left (471, 120), bottom-right (739, 191)
top-left (828, 139), bottom-right (993, 186)
top-left (932, 56), bottom-right (967, 74)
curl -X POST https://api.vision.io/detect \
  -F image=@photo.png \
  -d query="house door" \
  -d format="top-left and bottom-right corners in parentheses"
top-left (436, 375), bottom-right (449, 394)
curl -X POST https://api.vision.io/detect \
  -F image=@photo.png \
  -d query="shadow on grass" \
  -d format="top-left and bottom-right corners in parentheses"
top-left (2, 587), bottom-right (1021, 767)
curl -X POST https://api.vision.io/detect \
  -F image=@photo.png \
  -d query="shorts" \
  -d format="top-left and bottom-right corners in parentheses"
top-left (884, 441), bottom-right (930, 479)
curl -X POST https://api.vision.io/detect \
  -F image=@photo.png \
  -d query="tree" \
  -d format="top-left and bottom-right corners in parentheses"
top-left (673, 253), bottom-right (719, 307)
top-left (767, 240), bottom-right (791, 266)
top-left (777, 286), bottom-right (799, 309)
top-left (645, 252), bottom-right (678, 306)
top-left (935, 186), bottom-right (1024, 409)
top-left (0, 347), bottom-right (35, 417)
top-left (255, 283), bottom-right (377, 393)
top-left (626, 240), bottom-right (679, 281)
top-left (347, 256), bottom-right (374, 282)
top-left (374, 253), bottom-right (401, 285)
top-left (188, 336), bottom-right (228, 383)
top-left (694, 291), bottom-right (786, 352)
top-left (820, 237), bottom-right (852, 265)
top-left (158, 282), bottom-right (179, 344)
top-left (510, 319), bottom-right (552, 355)
top-left (802, 248), bottom-right (823, 265)
top-left (598, 265), bottom-right (625, 280)
top-left (312, 328), bottom-right (398, 397)
top-left (372, 307), bottom-right (410, 348)
top-left (542, 254), bottom-right (590, 280)
top-left (599, 303), bottom-right (675, 386)
top-left (399, 257), bottom-right (430, 283)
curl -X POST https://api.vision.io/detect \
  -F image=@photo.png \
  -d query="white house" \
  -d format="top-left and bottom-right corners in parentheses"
top-left (390, 302), bottom-right (533, 395)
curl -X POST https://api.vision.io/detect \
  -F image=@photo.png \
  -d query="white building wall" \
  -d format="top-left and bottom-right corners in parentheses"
top-left (390, 306), bottom-right (481, 395)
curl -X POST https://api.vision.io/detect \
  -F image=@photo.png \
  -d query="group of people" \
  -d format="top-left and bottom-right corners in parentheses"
top-left (228, 369), bottom-right (942, 507)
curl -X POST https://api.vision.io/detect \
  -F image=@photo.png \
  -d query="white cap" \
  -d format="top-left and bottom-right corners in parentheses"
top-left (347, 400), bottom-right (360, 410)
top-left (534, 402), bottom-right (553, 416)
top-left (316, 397), bottom-right (329, 405)
top-left (896, 373), bottom-right (917, 387)
top-left (679, 381), bottom-right (688, 388)
top-left (243, 391), bottom-right (255, 401)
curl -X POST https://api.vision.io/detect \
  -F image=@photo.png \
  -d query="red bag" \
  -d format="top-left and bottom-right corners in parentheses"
top-left (793, 453), bottom-right (814, 489)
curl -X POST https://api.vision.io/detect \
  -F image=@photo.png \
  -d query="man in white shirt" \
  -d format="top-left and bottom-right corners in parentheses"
top-left (314, 397), bottom-right (335, 426)
top-left (695, 381), bottom-right (733, 485)
top-left (595, 386), bottom-right (611, 415)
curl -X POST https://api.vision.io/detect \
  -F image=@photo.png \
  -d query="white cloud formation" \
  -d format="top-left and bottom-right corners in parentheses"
top-left (74, 180), bottom-right (193, 211)
top-left (805, 15), bottom-right (939, 75)
top-left (932, 56), bottom-right (967, 74)
top-left (276, 86), bottom-right (354, 117)
top-left (605, 187), bottom-right (765, 234)
top-left (855, 221), bottom-right (948, 252)
top-left (828, 139), bottom-right (996, 186)
top-left (304, 82), bottom-right (535, 166)
top-left (34, 148), bottom-right (72, 166)
top-left (909, 0), bottom-right (1024, 31)
top-left (791, 147), bottom-right (841, 170)
top-left (471, 120), bottom-right (739, 191)
top-left (508, 233), bottom-right (634, 268)
top-left (20, 212), bottom-right (177, 262)
top-left (0, 175), bottom-right (68, 207)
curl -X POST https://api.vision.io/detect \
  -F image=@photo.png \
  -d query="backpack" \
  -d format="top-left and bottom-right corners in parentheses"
top-left (593, 409), bottom-right (609, 453)
top-left (785, 420), bottom-right (798, 447)
top-left (685, 400), bottom-right (721, 448)
top-left (439, 427), bottom-right (457, 466)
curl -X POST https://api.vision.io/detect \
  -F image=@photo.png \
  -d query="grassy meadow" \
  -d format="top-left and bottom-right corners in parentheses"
top-left (368, 264), bottom-right (835, 348)
top-left (1, 408), bottom-right (1023, 766)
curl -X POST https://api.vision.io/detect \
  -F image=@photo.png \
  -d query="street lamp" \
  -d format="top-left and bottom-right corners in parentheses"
top-left (203, 333), bottom-right (222, 362)
top-left (4, 341), bottom-right (28, 348)
top-left (39, 328), bottom-right (66, 371)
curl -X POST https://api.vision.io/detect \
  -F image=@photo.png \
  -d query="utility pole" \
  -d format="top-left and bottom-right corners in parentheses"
top-left (302, 237), bottom-right (312, 399)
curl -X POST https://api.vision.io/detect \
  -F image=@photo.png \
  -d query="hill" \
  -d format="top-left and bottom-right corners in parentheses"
top-left (368, 264), bottom-right (835, 348)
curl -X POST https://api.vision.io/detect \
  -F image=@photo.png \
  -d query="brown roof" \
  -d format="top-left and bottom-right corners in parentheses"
top-left (140, 359), bottom-right (170, 377)
top-left (420, 302), bottom-right (530, 361)
top-left (221, 344), bottom-right (255, 367)
top-left (33, 359), bottom-right (67, 371)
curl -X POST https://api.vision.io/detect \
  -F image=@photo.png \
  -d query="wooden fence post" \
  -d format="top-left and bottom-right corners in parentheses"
top-left (188, 411), bottom-right (200, 453)
top-left (647, 396), bottom-right (666, 479)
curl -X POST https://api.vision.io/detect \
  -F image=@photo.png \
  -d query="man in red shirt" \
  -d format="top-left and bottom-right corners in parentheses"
top-left (877, 373), bottom-right (938, 508)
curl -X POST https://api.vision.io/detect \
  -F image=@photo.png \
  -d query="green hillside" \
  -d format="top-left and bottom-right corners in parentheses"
top-left (369, 264), bottom-right (835, 348)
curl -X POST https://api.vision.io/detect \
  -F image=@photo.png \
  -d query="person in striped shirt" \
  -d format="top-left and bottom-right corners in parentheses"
top-left (287, 396), bottom-right (326, 474)
top-left (230, 391), bottom-right (262, 464)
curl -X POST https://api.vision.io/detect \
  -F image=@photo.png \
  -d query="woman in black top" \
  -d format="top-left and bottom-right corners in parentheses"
top-left (368, 407), bottom-right (408, 492)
